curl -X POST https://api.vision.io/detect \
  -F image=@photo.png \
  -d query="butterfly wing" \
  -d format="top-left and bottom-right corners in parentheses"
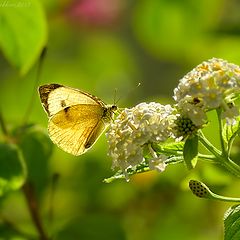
top-left (39, 84), bottom-right (115, 155)
top-left (39, 84), bottom-right (105, 117)
top-left (48, 104), bottom-right (107, 155)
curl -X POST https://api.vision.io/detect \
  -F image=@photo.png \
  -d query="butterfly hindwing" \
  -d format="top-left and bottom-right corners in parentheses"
top-left (48, 104), bottom-right (107, 155)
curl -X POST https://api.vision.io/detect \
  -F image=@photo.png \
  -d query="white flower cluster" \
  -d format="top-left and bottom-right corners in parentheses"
top-left (173, 58), bottom-right (240, 126)
top-left (106, 102), bottom-right (176, 177)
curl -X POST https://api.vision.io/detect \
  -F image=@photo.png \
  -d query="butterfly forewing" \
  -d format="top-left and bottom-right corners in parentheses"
top-left (39, 84), bottom-right (105, 117)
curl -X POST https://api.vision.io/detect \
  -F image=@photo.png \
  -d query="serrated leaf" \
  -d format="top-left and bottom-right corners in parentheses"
top-left (222, 120), bottom-right (240, 144)
top-left (0, 0), bottom-right (47, 74)
top-left (0, 143), bottom-right (27, 196)
top-left (183, 135), bottom-right (198, 170)
top-left (224, 204), bottom-right (240, 240)
top-left (152, 141), bottom-right (184, 154)
top-left (16, 124), bottom-right (53, 195)
top-left (162, 141), bottom-right (184, 152)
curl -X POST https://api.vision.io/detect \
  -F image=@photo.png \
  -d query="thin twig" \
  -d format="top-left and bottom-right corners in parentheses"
top-left (48, 173), bottom-right (60, 236)
top-left (21, 47), bottom-right (47, 125)
top-left (216, 108), bottom-right (227, 157)
top-left (22, 182), bottom-right (49, 240)
top-left (0, 108), bottom-right (8, 136)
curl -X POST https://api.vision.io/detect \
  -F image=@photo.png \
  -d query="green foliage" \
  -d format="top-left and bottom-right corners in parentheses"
top-left (153, 141), bottom-right (184, 153)
top-left (1, 0), bottom-right (240, 239)
top-left (0, 143), bottom-right (26, 196)
top-left (183, 135), bottom-right (198, 170)
top-left (0, 0), bottom-right (47, 74)
top-left (57, 214), bottom-right (126, 240)
top-left (224, 204), bottom-right (240, 240)
top-left (15, 124), bottom-right (53, 195)
top-left (133, 0), bottom-right (221, 61)
top-left (0, 222), bottom-right (25, 239)
top-left (222, 120), bottom-right (240, 146)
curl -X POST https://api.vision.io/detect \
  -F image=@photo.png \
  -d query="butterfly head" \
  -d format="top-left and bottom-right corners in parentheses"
top-left (103, 105), bottom-right (118, 122)
top-left (110, 105), bottom-right (118, 112)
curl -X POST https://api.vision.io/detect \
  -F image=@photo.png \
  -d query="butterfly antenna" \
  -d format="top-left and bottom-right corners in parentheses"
top-left (113, 87), bottom-right (118, 105)
top-left (21, 46), bottom-right (48, 126)
top-left (115, 82), bottom-right (141, 105)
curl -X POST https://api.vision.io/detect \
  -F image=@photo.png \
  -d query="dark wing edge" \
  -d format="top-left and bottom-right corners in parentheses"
top-left (84, 119), bottom-right (106, 150)
top-left (38, 83), bottom-right (63, 116)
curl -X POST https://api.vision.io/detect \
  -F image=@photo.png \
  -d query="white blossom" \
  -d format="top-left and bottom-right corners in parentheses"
top-left (106, 102), bottom-right (176, 177)
top-left (173, 58), bottom-right (240, 126)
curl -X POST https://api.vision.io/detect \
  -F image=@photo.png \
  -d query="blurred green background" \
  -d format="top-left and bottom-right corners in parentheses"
top-left (1, 0), bottom-right (240, 239)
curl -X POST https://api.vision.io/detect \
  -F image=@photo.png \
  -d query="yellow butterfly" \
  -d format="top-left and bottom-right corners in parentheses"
top-left (38, 84), bottom-right (117, 156)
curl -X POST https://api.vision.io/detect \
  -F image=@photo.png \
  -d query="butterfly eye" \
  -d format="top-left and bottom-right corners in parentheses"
top-left (112, 105), bottom-right (117, 111)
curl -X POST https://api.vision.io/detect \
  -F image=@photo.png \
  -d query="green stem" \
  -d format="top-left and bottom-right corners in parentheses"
top-left (227, 122), bottom-right (240, 156)
top-left (198, 154), bottom-right (217, 163)
top-left (211, 192), bottom-right (240, 203)
top-left (104, 166), bottom-right (151, 183)
top-left (189, 180), bottom-right (240, 202)
top-left (216, 108), bottom-right (227, 157)
top-left (198, 131), bottom-right (240, 177)
top-left (198, 131), bottom-right (222, 157)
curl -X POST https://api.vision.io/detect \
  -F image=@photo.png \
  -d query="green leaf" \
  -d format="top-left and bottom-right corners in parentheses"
top-left (0, 143), bottom-right (27, 196)
top-left (0, 0), bottom-right (47, 74)
top-left (183, 135), bottom-right (198, 170)
top-left (224, 204), bottom-right (240, 240)
top-left (0, 221), bottom-right (29, 239)
top-left (222, 121), bottom-right (240, 144)
top-left (152, 141), bottom-right (184, 154)
top-left (162, 141), bottom-right (184, 152)
top-left (16, 124), bottom-right (53, 196)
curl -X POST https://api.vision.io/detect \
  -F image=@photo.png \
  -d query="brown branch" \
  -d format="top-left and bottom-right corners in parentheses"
top-left (0, 109), bottom-right (8, 136)
top-left (48, 173), bottom-right (60, 227)
top-left (22, 182), bottom-right (49, 240)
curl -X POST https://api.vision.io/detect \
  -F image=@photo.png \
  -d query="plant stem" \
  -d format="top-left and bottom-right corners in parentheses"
top-left (210, 192), bottom-right (240, 203)
top-left (216, 108), bottom-right (227, 157)
top-left (22, 182), bottom-right (49, 240)
top-left (198, 131), bottom-right (240, 177)
top-left (0, 109), bottom-right (8, 136)
top-left (48, 173), bottom-right (60, 236)
top-left (227, 122), bottom-right (240, 156)
top-left (198, 131), bottom-right (222, 157)
top-left (22, 47), bottom-right (47, 126)
top-left (198, 154), bottom-right (217, 162)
